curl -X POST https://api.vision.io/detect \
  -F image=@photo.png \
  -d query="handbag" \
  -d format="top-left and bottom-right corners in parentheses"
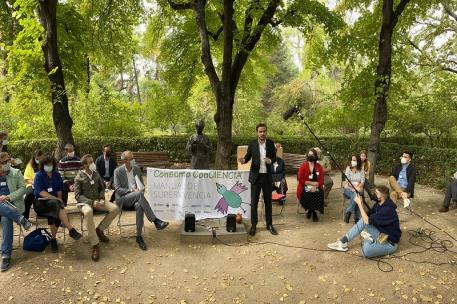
top-left (23, 228), bottom-right (52, 252)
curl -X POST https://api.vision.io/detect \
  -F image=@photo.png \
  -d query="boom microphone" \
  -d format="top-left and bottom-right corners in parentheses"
top-left (282, 105), bottom-right (299, 120)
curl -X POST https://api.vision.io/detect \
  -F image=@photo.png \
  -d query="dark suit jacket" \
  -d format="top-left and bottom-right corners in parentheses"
top-left (243, 139), bottom-right (276, 184)
top-left (391, 163), bottom-right (417, 198)
top-left (95, 155), bottom-right (117, 182)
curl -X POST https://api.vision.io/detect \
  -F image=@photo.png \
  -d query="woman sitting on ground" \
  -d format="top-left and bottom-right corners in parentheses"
top-left (33, 154), bottom-right (82, 252)
top-left (328, 185), bottom-right (401, 258)
top-left (343, 154), bottom-right (365, 224)
top-left (296, 148), bottom-right (324, 222)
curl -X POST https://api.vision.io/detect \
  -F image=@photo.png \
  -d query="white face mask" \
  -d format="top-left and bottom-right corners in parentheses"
top-left (67, 151), bottom-right (75, 158)
top-left (1, 163), bottom-right (11, 172)
top-left (2, 140), bottom-right (8, 145)
top-left (44, 165), bottom-right (53, 173)
top-left (351, 160), bottom-right (357, 168)
top-left (89, 163), bottom-right (97, 171)
top-left (34, 158), bottom-right (40, 165)
top-left (400, 157), bottom-right (408, 165)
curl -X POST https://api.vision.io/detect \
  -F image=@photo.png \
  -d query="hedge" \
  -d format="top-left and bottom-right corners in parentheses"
top-left (8, 135), bottom-right (455, 189)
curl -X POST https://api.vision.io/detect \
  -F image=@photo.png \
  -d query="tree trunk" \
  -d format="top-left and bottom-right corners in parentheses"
top-left (214, 95), bottom-right (234, 169)
top-left (367, 0), bottom-right (410, 184)
top-left (38, 0), bottom-right (74, 159)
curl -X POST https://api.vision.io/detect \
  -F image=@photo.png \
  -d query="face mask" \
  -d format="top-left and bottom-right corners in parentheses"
top-left (400, 157), bottom-right (407, 165)
top-left (89, 163), bottom-right (97, 171)
top-left (105, 151), bottom-right (111, 157)
top-left (307, 155), bottom-right (315, 162)
top-left (130, 159), bottom-right (136, 167)
top-left (34, 158), bottom-right (40, 165)
top-left (1, 163), bottom-right (11, 172)
top-left (2, 140), bottom-right (8, 145)
top-left (44, 165), bottom-right (53, 173)
top-left (351, 161), bottom-right (357, 168)
top-left (67, 152), bottom-right (75, 158)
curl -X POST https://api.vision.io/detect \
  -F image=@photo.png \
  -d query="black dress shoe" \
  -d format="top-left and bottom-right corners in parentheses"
top-left (249, 226), bottom-right (256, 236)
top-left (1, 258), bottom-right (11, 272)
top-left (154, 219), bottom-right (169, 231)
top-left (344, 212), bottom-right (351, 224)
top-left (136, 236), bottom-right (147, 250)
top-left (69, 228), bottom-right (82, 240)
top-left (267, 225), bottom-right (278, 235)
top-left (354, 218), bottom-right (360, 224)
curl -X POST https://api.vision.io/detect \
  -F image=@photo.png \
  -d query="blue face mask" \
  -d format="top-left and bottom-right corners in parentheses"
top-left (44, 165), bottom-right (53, 173)
top-left (130, 159), bottom-right (136, 167)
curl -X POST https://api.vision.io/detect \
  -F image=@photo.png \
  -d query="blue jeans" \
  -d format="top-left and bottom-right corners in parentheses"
top-left (344, 188), bottom-right (361, 219)
top-left (0, 203), bottom-right (25, 258)
top-left (346, 219), bottom-right (398, 258)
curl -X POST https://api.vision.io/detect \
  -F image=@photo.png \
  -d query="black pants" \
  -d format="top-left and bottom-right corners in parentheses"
top-left (23, 187), bottom-right (35, 219)
top-left (251, 174), bottom-right (272, 227)
top-left (34, 198), bottom-right (63, 227)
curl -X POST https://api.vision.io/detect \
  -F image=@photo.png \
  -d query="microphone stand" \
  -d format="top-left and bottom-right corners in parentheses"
top-left (294, 106), bottom-right (371, 211)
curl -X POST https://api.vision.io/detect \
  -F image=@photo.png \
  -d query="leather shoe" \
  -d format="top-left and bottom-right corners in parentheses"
top-left (96, 228), bottom-right (110, 242)
top-left (267, 225), bottom-right (278, 235)
top-left (1, 258), bottom-right (11, 272)
top-left (136, 236), bottom-right (147, 250)
top-left (249, 226), bottom-right (256, 236)
top-left (154, 219), bottom-right (169, 231)
top-left (91, 244), bottom-right (100, 261)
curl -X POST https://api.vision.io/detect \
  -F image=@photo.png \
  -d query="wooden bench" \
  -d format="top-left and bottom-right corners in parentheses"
top-left (283, 153), bottom-right (306, 173)
top-left (115, 151), bottom-right (170, 170)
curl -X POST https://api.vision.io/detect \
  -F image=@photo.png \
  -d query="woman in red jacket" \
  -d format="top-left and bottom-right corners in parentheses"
top-left (297, 148), bottom-right (325, 222)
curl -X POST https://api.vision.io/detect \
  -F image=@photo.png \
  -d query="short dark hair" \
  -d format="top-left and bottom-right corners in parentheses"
top-left (39, 154), bottom-right (57, 172)
top-left (81, 154), bottom-right (93, 166)
top-left (103, 144), bottom-right (110, 150)
top-left (403, 150), bottom-right (413, 158)
top-left (256, 123), bottom-right (267, 131)
top-left (375, 185), bottom-right (390, 198)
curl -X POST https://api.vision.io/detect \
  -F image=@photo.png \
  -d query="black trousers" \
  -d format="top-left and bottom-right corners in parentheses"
top-left (23, 187), bottom-right (35, 219)
top-left (251, 173), bottom-right (272, 227)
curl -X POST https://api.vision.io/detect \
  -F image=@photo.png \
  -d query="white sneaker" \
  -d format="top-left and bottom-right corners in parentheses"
top-left (327, 240), bottom-right (348, 252)
top-left (360, 231), bottom-right (374, 243)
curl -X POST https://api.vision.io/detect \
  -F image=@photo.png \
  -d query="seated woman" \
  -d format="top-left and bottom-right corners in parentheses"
top-left (23, 149), bottom-right (44, 219)
top-left (343, 154), bottom-right (365, 224)
top-left (33, 155), bottom-right (82, 252)
top-left (296, 148), bottom-right (324, 222)
top-left (328, 185), bottom-right (401, 258)
top-left (272, 144), bottom-right (287, 204)
top-left (75, 154), bottom-right (119, 261)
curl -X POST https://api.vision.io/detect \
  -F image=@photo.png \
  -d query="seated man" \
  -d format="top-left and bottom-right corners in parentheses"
top-left (439, 173), bottom-right (457, 212)
top-left (0, 152), bottom-right (33, 272)
top-left (328, 185), bottom-right (401, 258)
top-left (314, 147), bottom-right (333, 206)
top-left (75, 154), bottom-right (119, 261)
top-left (58, 143), bottom-right (82, 205)
top-left (113, 151), bottom-right (169, 250)
top-left (388, 151), bottom-right (416, 204)
top-left (95, 144), bottom-right (117, 189)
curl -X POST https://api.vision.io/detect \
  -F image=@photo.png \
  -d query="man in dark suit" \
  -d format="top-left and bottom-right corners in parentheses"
top-left (239, 123), bottom-right (277, 236)
top-left (95, 144), bottom-right (117, 189)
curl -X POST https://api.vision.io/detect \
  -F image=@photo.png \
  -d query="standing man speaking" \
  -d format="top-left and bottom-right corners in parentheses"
top-left (239, 123), bottom-right (277, 236)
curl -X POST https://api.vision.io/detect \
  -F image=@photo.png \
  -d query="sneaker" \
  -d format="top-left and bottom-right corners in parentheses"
top-left (1, 258), bottom-right (11, 272)
top-left (439, 206), bottom-right (449, 213)
top-left (360, 231), bottom-right (374, 243)
top-left (20, 217), bottom-right (32, 231)
top-left (327, 240), bottom-right (348, 252)
top-left (69, 228), bottom-right (82, 240)
top-left (50, 239), bottom-right (58, 253)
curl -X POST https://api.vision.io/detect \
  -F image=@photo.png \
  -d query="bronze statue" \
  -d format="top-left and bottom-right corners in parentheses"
top-left (187, 120), bottom-right (211, 169)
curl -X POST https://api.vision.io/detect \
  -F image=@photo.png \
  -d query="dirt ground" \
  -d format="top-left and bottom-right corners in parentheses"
top-left (1, 172), bottom-right (457, 304)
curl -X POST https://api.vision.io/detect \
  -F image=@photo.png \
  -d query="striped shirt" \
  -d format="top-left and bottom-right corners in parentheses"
top-left (58, 155), bottom-right (81, 183)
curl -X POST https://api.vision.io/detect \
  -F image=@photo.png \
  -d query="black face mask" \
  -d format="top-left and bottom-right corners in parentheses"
top-left (307, 155), bottom-right (315, 162)
top-left (105, 151), bottom-right (111, 157)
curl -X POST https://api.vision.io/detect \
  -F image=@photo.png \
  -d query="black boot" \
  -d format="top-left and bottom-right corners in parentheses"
top-left (344, 212), bottom-right (351, 224)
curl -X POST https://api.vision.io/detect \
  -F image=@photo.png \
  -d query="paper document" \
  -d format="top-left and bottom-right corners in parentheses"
top-left (135, 175), bottom-right (145, 191)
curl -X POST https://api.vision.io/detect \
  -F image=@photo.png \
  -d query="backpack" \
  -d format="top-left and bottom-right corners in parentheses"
top-left (23, 228), bottom-right (52, 252)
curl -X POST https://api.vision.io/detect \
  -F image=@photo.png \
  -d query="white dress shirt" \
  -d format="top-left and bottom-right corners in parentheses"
top-left (259, 141), bottom-right (267, 173)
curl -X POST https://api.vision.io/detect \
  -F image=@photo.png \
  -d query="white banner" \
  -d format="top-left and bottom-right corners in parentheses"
top-left (147, 168), bottom-right (251, 221)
